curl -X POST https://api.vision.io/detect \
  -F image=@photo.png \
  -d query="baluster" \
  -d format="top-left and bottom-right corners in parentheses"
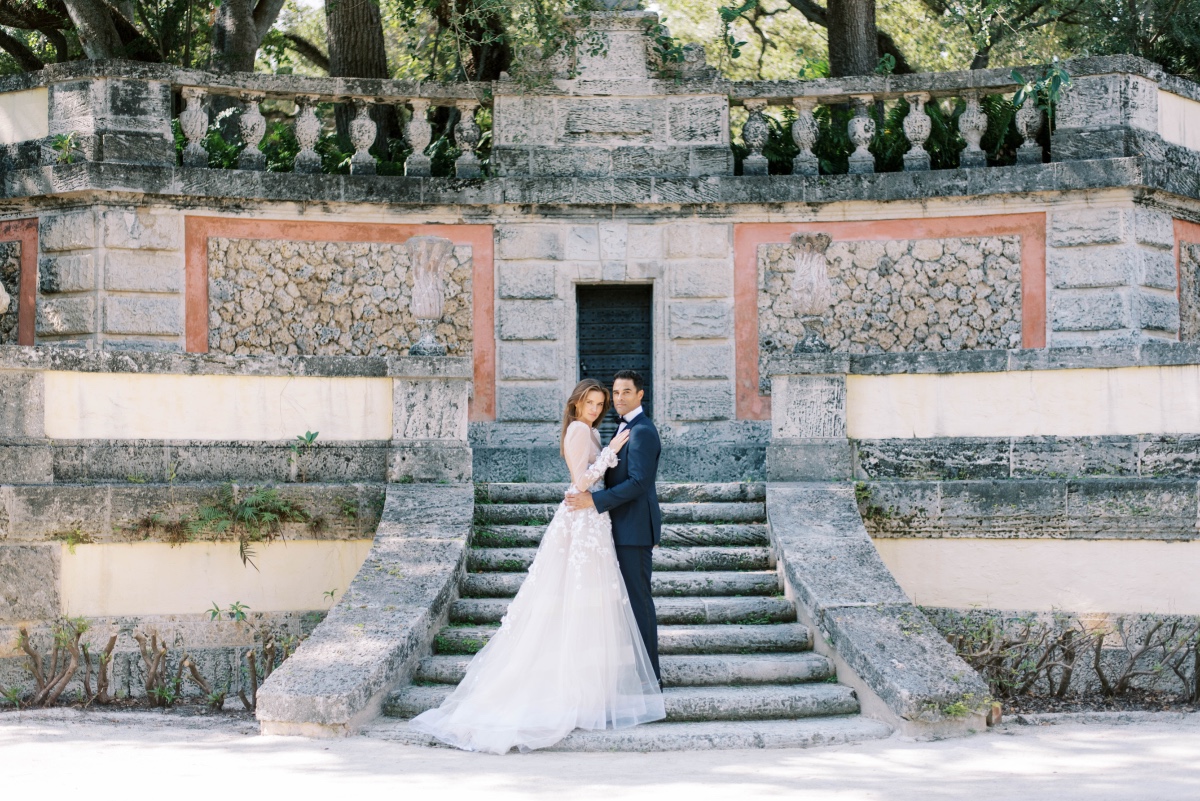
top-left (902, 92), bottom-right (932, 172)
top-left (293, 95), bottom-right (322, 174)
top-left (958, 92), bottom-right (988, 168)
top-left (405, 99), bottom-right (433, 177)
top-left (179, 87), bottom-right (209, 168)
top-left (741, 99), bottom-right (769, 176)
top-left (1015, 99), bottom-right (1044, 164)
top-left (237, 92), bottom-right (267, 171)
top-left (847, 95), bottom-right (876, 175)
top-left (791, 97), bottom-right (819, 176)
top-left (349, 99), bottom-right (378, 175)
top-left (454, 100), bottom-right (482, 179)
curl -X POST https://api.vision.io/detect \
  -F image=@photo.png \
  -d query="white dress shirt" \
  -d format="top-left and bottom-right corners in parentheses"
top-left (615, 405), bottom-right (644, 434)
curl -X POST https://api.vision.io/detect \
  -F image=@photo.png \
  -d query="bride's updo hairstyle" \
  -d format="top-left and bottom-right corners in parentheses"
top-left (560, 378), bottom-right (611, 456)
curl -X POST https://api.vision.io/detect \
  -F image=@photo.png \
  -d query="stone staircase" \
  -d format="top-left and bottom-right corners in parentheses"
top-left (371, 482), bottom-right (892, 751)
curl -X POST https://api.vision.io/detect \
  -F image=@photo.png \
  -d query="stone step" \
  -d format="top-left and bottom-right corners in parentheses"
top-left (466, 546), bottom-right (772, 573)
top-left (473, 523), bottom-right (770, 548)
top-left (460, 570), bottom-right (781, 599)
top-left (365, 715), bottom-right (893, 752)
top-left (450, 596), bottom-right (796, 625)
top-left (386, 683), bottom-right (858, 722)
top-left (476, 483), bottom-right (766, 505)
top-left (433, 623), bottom-right (811, 655)
top-left (415, 652), bottom-right (832, 686)
top-left (474, 501), bottom-right (766, 526)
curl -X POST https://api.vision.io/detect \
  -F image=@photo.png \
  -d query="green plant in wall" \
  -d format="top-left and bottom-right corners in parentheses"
top-left (289, 430), bottom-right (319, 483)
top-left (209, 601), bottom-right (251, 623)
top-left (50, 132), bottom-right (81, 165)
top-left (189, 484), bottom-right (311, 569)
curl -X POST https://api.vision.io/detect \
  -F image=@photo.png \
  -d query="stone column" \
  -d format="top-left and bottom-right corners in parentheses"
top-left (766, 353), bottom-right (852, 480)
top-left (44, 69), bottom-right (175, 167)
top-left (389, 357), bottom-right (473, 483)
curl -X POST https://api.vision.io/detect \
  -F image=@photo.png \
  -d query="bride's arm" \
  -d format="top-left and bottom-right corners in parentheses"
top-left (564, 423), bottom-right (618, 494)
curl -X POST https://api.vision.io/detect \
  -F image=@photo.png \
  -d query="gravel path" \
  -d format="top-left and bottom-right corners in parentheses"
top-left (3, 709), bottom-right (1199, 799)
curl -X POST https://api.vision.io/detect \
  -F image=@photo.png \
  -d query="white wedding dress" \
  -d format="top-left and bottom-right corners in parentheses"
top-left (409, 420), bottom-right (666, 754)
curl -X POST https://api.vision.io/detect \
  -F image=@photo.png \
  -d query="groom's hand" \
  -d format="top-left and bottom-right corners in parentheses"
top-left (565, 491), bottom-right (595, 511)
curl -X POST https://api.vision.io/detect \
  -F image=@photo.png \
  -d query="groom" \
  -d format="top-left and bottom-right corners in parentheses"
top-left (566, 369), bottom-right (662, 685)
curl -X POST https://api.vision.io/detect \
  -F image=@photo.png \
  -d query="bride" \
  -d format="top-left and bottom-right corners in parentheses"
top-left (409, 379), bottom-right (666, 754)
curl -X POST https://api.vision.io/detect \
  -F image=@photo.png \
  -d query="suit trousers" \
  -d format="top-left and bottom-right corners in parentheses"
top-left (615, 544), bottom-right (660, 682)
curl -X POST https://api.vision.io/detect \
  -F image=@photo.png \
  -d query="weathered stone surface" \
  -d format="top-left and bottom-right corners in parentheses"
top-left (39, 254), bottom-right (95, 294)
top-left (101, 208), bottom-right (181, 250)
top-left (389, 442), bottom-right (472, 483)
top-left (767, 441), bottom-right (852, 481)
top-left (768, 484), bottom-right (989, 725)
top-left (0, 370), bottom-right (44, 437)
top-left (670, 343), bottom-right (732, 379)
top-left (668, 381), bottom-right (733, 421)
top-left (559, 98), bottom-right (666, 143)
top-left (1049, 209), bottom-right (1128, 246)
top-left (759, 236), bottom-right (1022, 359)
top-left (0, 544), bottom-right (59, 621)
top-left (1135, 291), bottom-right (1180, 333)
top-left (627, 225), bottom-right (663, 259)
top-left (207, 237), bottom-right (472, 357)
top-left (497, 261), bottom-right (558, 301)
top-left (103, 295), bottom-right (182, 335)
top-left (669, 302), bottom-right (732, 339)
top-left (496, 226), bottom-right (564, 260)
top-left (666, 224), bottom-right (729, 259)
top-left (498, 343), bottom-right (562, 380)
top-left (256, 484), bottom-right (471, 734)
top-left (495, 382), bottom-right (563, 422)
top-left (1180, 243), bottom-right (1200, 341)
top-left (0, 242), bottom-right (20, 345)
top-left (771, 374), bottom-right (846, 439)
top-left (0, 443), bottom-right (53, 483)
top-left (670, 260), bottom-right (732, 298)
top-left (1049, 289), bottom-right (1130, 331)
top-left (393, 378), bottom-right (468, 440)
top-left (104, 251), bottom-right (183, 292)
top-left (36, 296), bottom-right (96, 336)
top-left (668, 99), bottom-right (728, 144)
top-left (497, 300), bottom-right (562, 341)
top-left (565, 227), bottom-right (599, 261)
top-left (39, 211), bottom-right (95, 252)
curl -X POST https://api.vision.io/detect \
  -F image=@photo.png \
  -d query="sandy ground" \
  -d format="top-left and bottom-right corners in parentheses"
top-left (2, 710), bottom-right (1199, 800)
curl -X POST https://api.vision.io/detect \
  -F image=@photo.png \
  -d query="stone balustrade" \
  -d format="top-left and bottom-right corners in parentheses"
top-left (1, 53), bottom-right (1196, 180)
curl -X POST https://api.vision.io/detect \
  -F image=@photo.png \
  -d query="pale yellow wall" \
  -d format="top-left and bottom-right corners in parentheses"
top-left (44, 372), bottom-right (393, 441)
top-left (0, 88), bottom-right (48, 145)
top-left (59, 540), bottom-right (373, 616)
top-left (846, 364), bottom-right (1200, 439)
top-left (875, 538), bottom-right (1200, 614)
top-left (1160, 90), bottom-right (1200, 151)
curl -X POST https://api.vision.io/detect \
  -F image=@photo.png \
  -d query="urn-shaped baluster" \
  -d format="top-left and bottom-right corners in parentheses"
top-left (179, 87), bottom-right (209, 168)
top-left (958, 92), bottom-right (988, 168)
top-left (742, 99), bottom-right (770, 176)
top-left (407, 236), bottom-right (456, 355)
top-left (405, 99), bottom-right (433, 177)
top-left (1015, 98), bottom-right (1044, 164)
top-left (791, 97), bottom-right (820, 176)
top-left (847, 95), bottom-right (876, 174)
top-left (349, 100), bottom-right (378, 175)
top-left (238, 93), bottom-right (267, 171)
top-left (293, 95), bottom-right (322, 174)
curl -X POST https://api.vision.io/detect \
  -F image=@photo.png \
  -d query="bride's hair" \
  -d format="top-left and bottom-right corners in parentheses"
top-left (560, 379), bottom-right (611, 456)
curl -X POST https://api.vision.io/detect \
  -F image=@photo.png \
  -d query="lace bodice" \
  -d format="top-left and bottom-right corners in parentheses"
top-left (563, 421), bottom-right (617, 493)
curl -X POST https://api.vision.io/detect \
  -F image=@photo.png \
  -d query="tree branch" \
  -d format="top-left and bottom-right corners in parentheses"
top-left (0, 26), bottom-right (46, 70)
top-left (282, 32), bottom-right (329, 72)
top-left (782, 0), bottom-right (914, 73)
top-left (252, 0), bottom-right (287, 41)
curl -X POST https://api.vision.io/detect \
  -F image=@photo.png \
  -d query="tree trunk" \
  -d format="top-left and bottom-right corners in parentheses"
top-left (211, 0), bottom-right (285, 72)
top-left (60, 0), bottom-right (123, 59)
top-left (826, 0), bottom-right (879, 77)
top-left (325, 0), bottom-right (395, 154)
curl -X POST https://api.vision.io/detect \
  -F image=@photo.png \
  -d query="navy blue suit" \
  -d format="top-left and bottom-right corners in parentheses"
top-left (592, 411), bottom-right (662, 681)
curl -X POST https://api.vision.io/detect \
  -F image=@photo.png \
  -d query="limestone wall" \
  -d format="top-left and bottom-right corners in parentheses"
top-left (207, 237), bottom-right (473, 357)
top-left (1181, 241), bottom-right (1200, 341)
top-left (0, 241), bottom-right (19, 344)
top-left (758, 236), bottom-right (1023, 358)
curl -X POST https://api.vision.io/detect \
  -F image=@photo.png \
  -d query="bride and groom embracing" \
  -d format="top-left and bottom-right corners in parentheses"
top-left (410, 370), bottom-right (668, 754)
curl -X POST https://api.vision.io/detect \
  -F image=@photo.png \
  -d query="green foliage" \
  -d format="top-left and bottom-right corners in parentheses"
top-left (53, 529), bottom-right (93, 554)
top-left (50, 132), bottom-right (81, 164)
top-left (189, 484), bottom-right (311, 569)
top-left (209, 601), bottom-right (251, 623)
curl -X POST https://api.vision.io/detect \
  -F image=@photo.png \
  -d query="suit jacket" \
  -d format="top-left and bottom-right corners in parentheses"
top-left (592, 412), bottom-right (662, 547)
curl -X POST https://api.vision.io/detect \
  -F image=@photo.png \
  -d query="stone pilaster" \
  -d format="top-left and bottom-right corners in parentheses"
top-left (766, 354), bottom-right (852, 480)
top-left (1051, 73), bottom-right (1161, 160)
top-left (388, 357), bottom-right (472, 483)
top-left (45, 74), bottom-right (174, 167)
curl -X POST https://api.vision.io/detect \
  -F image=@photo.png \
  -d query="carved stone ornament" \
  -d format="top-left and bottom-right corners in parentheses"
top-left (293, 95), bottom-right (322, 174)
top-left (847, 95), bottom-right (876, 175)
top-left (349, 100), bottom-right (378, 175)
top-left (179, 87), bottom-right (209, 168)
top-left (405, 99), bottom-right (433, 177)
top-left (787, 232), bottom-right (835, 353)
top-left (742, 99), bottom-right (770, 176)
top-left (958, 92), bottom-right (988, 168)
top-left (238, 93), bottom-right (267, 171)
top-left (1015, 99), bottom-right (1044, 164)
top-left (791, 97), bottom-right (819, 176)
top-left (454, 100), bottom-right (482, 179)
top-left (407, 236), bottom-right (456, 355)
top-left (902, 92), bottom-right (932, 172)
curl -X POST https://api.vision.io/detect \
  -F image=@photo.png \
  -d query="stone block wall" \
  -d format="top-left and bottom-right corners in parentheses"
top-left (207, 238), bottom-right (473, 357)
top-left (0, 241), bottom-right (19, 344)
top-left (493, 221), bottom-right (736, 425)
top-left (1045, 208), bottom-right (1177, 345)
top-left (36, 206), bottom-right (185, 348)
top-left (758, 236), bottom-right (1023, 363)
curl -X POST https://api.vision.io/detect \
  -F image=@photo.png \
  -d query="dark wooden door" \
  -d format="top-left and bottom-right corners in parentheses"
top-left (577, 285), bottom-right (653, 439)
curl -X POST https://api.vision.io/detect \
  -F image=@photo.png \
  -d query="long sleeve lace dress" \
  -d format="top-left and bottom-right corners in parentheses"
top-left (408, 420), bottom-right (665, 754)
